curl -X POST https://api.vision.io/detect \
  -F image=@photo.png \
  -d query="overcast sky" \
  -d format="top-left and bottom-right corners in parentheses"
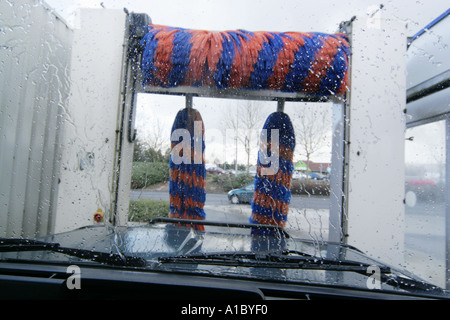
top-left (45, 0), bottom-right (449, 166)
top-left (47, 0), bottom-right (448, 35)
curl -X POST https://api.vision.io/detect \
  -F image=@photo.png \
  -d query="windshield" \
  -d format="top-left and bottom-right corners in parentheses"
top-left (1, 0), bottom-right (449, 299)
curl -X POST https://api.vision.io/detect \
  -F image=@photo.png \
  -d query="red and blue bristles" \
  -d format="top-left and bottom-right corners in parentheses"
top-left (140, 24), bottom-right (350, 96)
top-left (249, 112), bottom-right (295, 238)
top-left (169, 108), bottom-right (206, 231)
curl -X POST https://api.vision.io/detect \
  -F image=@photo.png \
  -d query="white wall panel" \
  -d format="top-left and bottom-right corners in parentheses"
top-left (0, 1), bottom-right (73, 238)
top-left (53, 8), bottom-right (127, 233)
top-left (346, 17), bottom-right (407, 268)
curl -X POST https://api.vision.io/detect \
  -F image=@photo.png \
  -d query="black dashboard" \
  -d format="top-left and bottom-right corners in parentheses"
top-left (0, 261), bottom-right (437, 301)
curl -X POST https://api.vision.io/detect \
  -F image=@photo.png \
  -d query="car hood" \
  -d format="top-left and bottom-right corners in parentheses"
top-left (4, 222), bottom-right (449, 298)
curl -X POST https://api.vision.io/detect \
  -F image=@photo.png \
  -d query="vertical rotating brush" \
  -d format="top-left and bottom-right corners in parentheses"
top-left (250, 111), bottom-right (295, 242)
top-left (168, 107), bottom-right (206, 231)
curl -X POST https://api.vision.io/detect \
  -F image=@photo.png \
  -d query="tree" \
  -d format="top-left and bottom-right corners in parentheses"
top-left (221, 101), bottom-right (267, 172)
top-left (133, 138), bottom-right (148, 162)
top-left (133, 137), bottom-right (170, 163)
top-left (145, 118), bottom-right (169, 152)
top-left (292, 103), bottom-right (331, 173)
top-left (133, 114), bottom-right (170, 163)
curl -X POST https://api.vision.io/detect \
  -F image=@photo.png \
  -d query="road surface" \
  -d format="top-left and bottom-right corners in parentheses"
top-left (130, 190), bottom-right (330, 210)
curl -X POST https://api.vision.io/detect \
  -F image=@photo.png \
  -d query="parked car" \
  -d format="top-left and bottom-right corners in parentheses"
top-left (292, 171), bottom-right (307, 180)
top-left (206, 167), bottom-right (227, 175)
top-left (227, 183), bottom-right (254, 204)
top-left (405, 176), bottom-right (439, 201)
top-left (308, 172), bottom-right (325, 180)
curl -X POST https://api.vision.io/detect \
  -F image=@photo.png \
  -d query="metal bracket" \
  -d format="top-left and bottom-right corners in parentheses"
top-left (125, 12), bottom-right (151, 143)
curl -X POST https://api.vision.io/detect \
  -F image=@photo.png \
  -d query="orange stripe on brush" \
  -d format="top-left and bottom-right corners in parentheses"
top-left (333, 33), bottom-right (350, 47)
top-left (184, 31), bottom-right (211, 85)
top-left (170, 193), bottom-right (182, 211)
top-left (228, 32), bottom-right (268, 88)
top-left (170, 194), bottom-right (205, 211)
top-left (326, 34), bottom-right (350, 95)
top-left (183, 197), bottom-right (205, 210)
top-left (337, 53), bottom-right (349, 93)
top-left (252, 190), bottom-right (290, 214)
top-left (205, 31), bottom-right (225, 85)
top-left (301, 35), bottom-right (340, 94)
top-left (279, 145), bottom-right (294, 161)
top-left (170, 169), bottom-right (206, 189)
top-left (256, 166), bottom-right (292, 188)
top-left (267, 32), bottom-right (305, 90)
top-left (153, 29), bottom-right (178, 87)
top-left (249, 212), bottom-right (286, 228)
top-left (259, 143), bottom-right (294, 161)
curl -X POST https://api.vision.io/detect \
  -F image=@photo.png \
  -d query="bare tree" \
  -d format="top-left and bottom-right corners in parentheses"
top-left (145, 118), bottom-right (169, 152)
top-left (221, 101), bottom-right (267, 172)
top-left (292, 103), bottom-right (331, 173)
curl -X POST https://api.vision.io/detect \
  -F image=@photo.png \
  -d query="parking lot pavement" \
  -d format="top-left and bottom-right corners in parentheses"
top-left (130, 190), bottom-right (331, 240)
top-left (204, 202), bottom-right (330, 241)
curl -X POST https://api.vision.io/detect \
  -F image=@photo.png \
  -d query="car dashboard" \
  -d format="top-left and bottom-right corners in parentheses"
top-left (0, 261), bottom-right (440, 301)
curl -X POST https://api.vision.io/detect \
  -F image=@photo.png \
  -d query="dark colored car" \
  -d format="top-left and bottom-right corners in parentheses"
top-left (227, 183), bottom-right (254, 204)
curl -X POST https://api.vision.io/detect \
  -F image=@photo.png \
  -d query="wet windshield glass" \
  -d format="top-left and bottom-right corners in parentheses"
top-left (0, 0), bottom-right (449, 297)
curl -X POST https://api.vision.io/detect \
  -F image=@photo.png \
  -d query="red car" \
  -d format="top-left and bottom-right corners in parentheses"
top-left (206, 167), bottom-right (227, 175)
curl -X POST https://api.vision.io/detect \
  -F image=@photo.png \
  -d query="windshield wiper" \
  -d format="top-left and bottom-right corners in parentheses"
top-left (159, 250), bottom-right (448, 296)
top-left (158, 250), bottom-right (391, 273)
top-left (0, 238), bottom-right (146, 268)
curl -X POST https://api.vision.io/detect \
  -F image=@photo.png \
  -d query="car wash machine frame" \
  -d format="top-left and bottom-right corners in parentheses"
top-left (113, 9), bottom-right (449, 288)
